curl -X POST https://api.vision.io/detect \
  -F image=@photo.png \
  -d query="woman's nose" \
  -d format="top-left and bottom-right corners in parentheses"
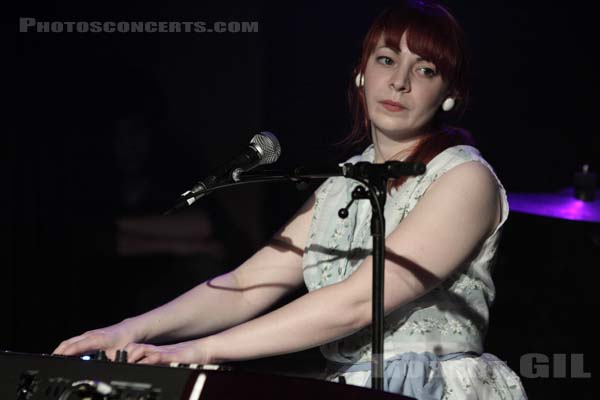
top-left (389, 67), bottom-right (410, 92)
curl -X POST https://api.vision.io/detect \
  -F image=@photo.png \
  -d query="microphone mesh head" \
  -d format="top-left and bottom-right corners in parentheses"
top-left (251, 131), bottom-right (281, 165)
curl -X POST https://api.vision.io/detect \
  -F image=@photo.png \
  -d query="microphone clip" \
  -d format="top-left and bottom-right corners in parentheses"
top-left (338, 185), bottom-right (369, 219)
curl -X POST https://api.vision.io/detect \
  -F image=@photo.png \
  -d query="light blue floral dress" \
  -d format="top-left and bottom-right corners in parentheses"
top-left (302, 145), bottom-right (527, 399)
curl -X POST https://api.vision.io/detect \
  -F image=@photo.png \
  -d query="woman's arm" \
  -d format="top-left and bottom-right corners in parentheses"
top-left (53, 192), bottom-right (317, 357)
top-left (128, 161), bottom-right (501, 364)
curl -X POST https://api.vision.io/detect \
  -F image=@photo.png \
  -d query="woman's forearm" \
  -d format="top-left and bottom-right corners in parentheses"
top-left (125, 271), bottom-right (268, 343)
top-left (206, 280), bottom-right (367, 363)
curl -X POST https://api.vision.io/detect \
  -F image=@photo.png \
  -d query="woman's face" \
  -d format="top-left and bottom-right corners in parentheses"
top-left (364, 33), bottom-right (449, 142)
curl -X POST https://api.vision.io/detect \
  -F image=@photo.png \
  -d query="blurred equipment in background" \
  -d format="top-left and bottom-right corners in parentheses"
top-left (508, 165), bottom-right (599, 223)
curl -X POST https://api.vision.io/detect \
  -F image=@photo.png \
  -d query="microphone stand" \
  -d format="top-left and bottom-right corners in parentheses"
top-left (365, 177), bottom-right (387, 391)
top-left (165, 162), bottom-right (425, 391)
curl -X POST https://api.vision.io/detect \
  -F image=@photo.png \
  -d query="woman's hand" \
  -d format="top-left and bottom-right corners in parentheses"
top-left (52, 321), bottom-right (140, 360)
top-left (124, 338), bottom-right (214, 365)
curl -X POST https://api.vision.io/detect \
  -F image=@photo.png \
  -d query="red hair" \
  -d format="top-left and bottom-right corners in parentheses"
top-left (344, 0), bottom-right (474, 187)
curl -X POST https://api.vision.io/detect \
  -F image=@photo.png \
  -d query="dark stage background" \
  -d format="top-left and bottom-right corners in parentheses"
top-left (10, 1), bottom-right (599, 398)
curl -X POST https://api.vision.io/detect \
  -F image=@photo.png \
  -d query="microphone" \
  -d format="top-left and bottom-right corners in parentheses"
top-left (167, 131), bottom-right (281, 213)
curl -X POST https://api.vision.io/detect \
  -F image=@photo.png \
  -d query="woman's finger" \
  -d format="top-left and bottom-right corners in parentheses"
top-left (59, 333), bottom-right (106, 356)
top-left (125, 343), bottom-right (153, 363)
top-left (138, 351), bottom-right (166, 365)
top-left (52, 333), bottom-right (89, 355)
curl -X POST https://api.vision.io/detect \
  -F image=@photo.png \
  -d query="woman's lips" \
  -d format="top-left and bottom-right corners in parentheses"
top-left (379, 100), bottom-right (406, 112)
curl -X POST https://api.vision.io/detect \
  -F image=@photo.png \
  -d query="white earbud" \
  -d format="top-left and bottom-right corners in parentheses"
top-left (355, 73), bottom-right (364, 88)
top-left (442, 97), bottom-right (455, 112)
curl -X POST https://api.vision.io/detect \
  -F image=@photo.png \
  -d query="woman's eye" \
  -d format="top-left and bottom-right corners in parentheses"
top-left (376, 56), bottom-right (394, 66)
top-left (417, 66), bottom-right (437, 77)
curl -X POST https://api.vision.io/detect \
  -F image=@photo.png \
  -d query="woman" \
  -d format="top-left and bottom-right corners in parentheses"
top-left (54, 1), bottom-right (527, 398)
